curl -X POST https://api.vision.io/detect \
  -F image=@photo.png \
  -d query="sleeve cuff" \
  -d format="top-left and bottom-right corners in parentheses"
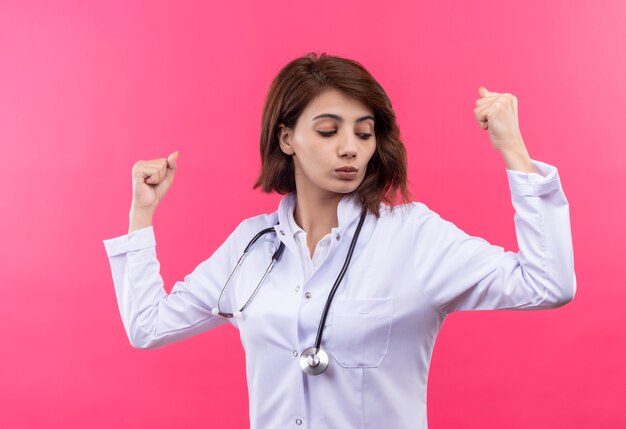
top-left (506, 159), bottom-right (562, 196)
top-left (102, 225), bottom-right (156, 257)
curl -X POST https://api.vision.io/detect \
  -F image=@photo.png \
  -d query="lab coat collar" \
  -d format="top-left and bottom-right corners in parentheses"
top-left (275, 192), bottom-right (363, 238)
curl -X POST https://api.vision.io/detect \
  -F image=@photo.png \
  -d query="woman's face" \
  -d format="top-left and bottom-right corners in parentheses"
top-left (278, 89), bottom-right (376, 201)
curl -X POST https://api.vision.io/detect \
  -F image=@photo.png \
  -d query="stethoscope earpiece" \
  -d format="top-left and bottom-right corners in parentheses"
top-left (211, 307), bottom-right (243, 319)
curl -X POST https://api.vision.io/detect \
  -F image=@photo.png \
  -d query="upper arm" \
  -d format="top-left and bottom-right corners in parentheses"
top-left (417, 211), bottom-right (548, 314)
top-left (414, 159), bottom-right (576, 315)
top-left (104, 221), bottom-right (246, 349)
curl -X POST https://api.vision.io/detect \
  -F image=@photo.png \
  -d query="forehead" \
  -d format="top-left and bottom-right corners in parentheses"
top-left (301, 89), bottom-right (374, 120)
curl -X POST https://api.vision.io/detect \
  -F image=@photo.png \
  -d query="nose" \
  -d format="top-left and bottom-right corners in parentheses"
top-left (338, 134), bottom-right (358, 159)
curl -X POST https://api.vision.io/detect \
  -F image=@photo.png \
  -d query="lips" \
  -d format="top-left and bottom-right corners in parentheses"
top-left (335, 166), bottom-right (358, 172)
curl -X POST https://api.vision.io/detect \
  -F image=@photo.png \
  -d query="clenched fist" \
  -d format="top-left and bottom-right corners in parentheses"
top-left (131, 151), bottom-right (179, 213)
top-left (474, 86), bottom-right (524, 153)
top-left (474, 87), bottom-right (535, 173)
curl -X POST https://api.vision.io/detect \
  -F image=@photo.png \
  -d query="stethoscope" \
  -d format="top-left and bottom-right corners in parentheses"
top-left (211, 208), bottom-right (368, 375)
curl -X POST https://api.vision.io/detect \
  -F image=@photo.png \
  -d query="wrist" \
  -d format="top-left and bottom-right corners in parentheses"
top-left (129, 206), bottom-right (155, 234)
top-left (129, 203), bottom-right (156, 216)
top-left (500, 145), bottom-right (535, 173)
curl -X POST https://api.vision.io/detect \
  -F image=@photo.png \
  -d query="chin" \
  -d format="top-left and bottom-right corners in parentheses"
top-left (328, 182), bottom-right (362, 195)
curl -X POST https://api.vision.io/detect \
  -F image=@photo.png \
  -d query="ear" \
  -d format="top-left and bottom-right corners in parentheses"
top-left (278, 124), bottom-right (294, 155)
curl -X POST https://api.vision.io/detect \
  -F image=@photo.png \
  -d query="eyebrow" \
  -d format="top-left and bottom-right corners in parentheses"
top-left (312, 113), bottom-right (375, 124)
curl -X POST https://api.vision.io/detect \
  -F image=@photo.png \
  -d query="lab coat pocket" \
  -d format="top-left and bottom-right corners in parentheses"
top-left (328, 296), bottom-right (393, 368)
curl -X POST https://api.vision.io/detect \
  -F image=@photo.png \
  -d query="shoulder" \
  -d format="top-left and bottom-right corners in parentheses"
top-left (370, 201), bottom-right (465, 260)
top-left (230, 209), bottom-right (279, 243)
top-left (374, 200), bottom-right (452, 240)
top-left (377, 200), bottom-right (440, 224)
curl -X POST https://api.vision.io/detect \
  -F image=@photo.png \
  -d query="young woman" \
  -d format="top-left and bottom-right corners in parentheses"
top-left (103, 52), bottom-right (576, 429)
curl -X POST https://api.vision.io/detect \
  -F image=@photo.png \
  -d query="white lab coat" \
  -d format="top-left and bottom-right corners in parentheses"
top-left (103, 158), bottom-right (576, 429)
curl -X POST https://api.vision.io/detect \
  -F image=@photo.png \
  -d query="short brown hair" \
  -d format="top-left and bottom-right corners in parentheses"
top-left (253, 52), bottom-right (411, 217)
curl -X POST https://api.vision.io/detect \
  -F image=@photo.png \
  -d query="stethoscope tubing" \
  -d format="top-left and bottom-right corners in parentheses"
top-left (212, 208), bottom-right (368, 376)
top-left (313, 208), bottom-right (367, 350)
top-left (214, 226), bottom-right (285, 318)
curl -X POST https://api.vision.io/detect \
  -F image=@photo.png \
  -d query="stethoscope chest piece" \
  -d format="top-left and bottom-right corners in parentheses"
top-left (299, 347), bottom-right (329, 375)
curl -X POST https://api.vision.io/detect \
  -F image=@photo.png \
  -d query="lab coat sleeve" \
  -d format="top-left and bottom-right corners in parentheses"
top-left (102, 223), bottom-right (241, 349)
top-left (417, 158), bottom-right (576, 315)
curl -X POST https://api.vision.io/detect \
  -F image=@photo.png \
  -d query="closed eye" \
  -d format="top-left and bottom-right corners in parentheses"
top-left (317, 131), bottom-right (373, 140)
top-left (317, 131), bottom-right (336, 137)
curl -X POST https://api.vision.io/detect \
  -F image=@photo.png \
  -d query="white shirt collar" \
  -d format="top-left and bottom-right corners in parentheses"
top-left (277, 192), bottom-right (363, 238)
top-left (286, 199), bottom-right (305, 238)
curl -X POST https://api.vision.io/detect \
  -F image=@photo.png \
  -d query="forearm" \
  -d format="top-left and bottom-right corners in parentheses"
top-left (500, 138), bottom-right (536, 173)
top-left (129, 206), bottom-right (155, 233)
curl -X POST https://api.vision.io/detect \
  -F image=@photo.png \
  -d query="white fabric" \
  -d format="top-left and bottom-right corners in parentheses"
top-left (287, 202), bottom-right (335, 283)
top-left (103, 158), bottom-right (576, 429)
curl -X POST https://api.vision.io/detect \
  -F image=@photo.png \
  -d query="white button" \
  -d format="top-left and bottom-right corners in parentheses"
top-left (295, 418), bottom-right (302, 425)
top-left (335, 234), bottom-right (341, 241)
top-left (280, 230), bottom-right (286, 236)
top-left (305, 292), bottom-right (312, 299)
top-left (292, 350), bottom-right (298, 357)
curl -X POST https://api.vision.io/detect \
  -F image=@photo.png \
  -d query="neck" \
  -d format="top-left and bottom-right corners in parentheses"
top-left (293, 190), bottom-right (343, 237)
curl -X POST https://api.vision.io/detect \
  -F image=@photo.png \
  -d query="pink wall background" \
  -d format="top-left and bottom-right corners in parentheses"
top-left (2, 0), bottom-right (624, 427)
